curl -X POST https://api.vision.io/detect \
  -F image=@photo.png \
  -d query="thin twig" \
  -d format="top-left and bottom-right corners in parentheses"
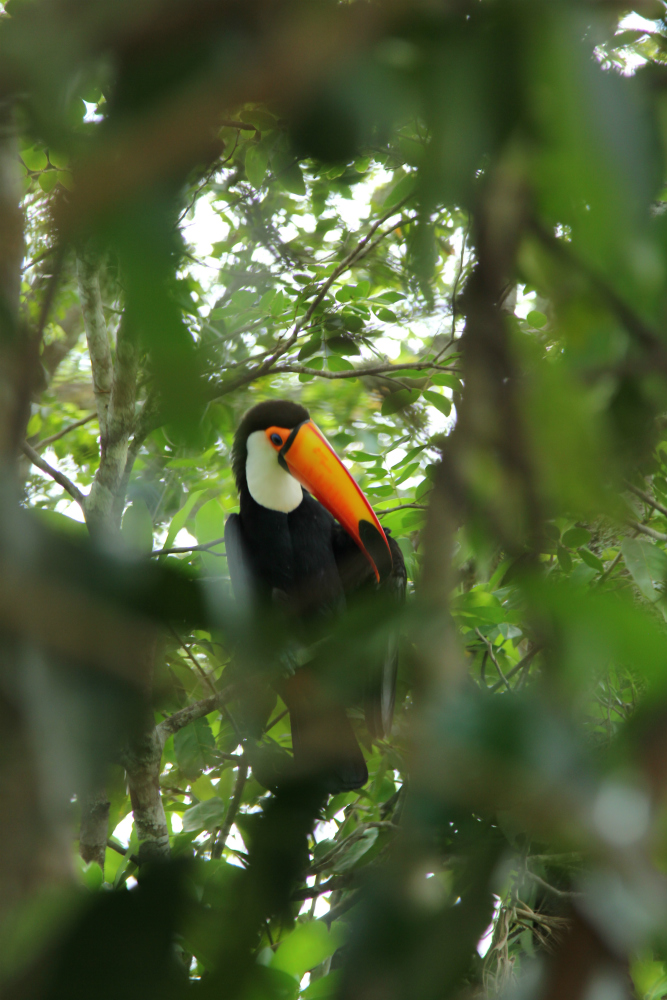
top-left (157, 683), bottom-right (237, 742)
top-left (170, 627), bottom-right (217, 697)
top-left (274, 360), bottom-right (459, 382)
top-left (629, 520), bottom-right (667, 542)
top-left (33, 412), bottom-right (97, 451)
top-left (523, 869), bottom-right (581, 900)
top-left (264, 707), bottom-right (289, 733)
top-left (476, 628), bottom-right (511, 691)
top-left (376, 503), bottom-right (427, 516)
top-left (152, 536), bottom-right (226, 557)
top-left (597, 549), bottom-right (624, 585)
top-left (21, 441), bottom-right (85, 505)
top-left (488, 645), bottom-right (541, 694)
top-left (625, 481), bottom-right (667, 519)
top-left (211, 759), bottom-right (248, 858)
top-left (106, 837), bottom-right (140, 868)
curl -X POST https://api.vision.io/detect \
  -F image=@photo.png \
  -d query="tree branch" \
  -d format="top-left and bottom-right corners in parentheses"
top-left (21, 440), bottom-right (85, 505)
top-left (629, 520), bottom-right (667, 542)
top-left (211, 759), bottom-right (248, 858)
top-left (77, 250), bottom-right (112, 439)
top-left (625, 481), bottom-right (667, 520)
top-left (475, 628), bottom-right (511, 691)
top-left (33, 412), bottom-right (96, 451)
top-left (85, 311), bottom-right (140, 532)
top-left (157, 683), bottom-right (237, 744)
top-left (376, 503), bottom-right (427, 516)
top-left (151, 536), bottom-right (225, 557)
top-left (274, 361), bottom-right (459, 382)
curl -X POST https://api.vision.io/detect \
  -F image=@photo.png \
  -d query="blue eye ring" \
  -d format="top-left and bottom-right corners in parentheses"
top-left (270, 432), bottom-right (283, 446)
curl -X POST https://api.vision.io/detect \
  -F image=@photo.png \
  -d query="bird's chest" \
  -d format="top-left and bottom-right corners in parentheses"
top-left (241, 493), bottom-right (343, 614)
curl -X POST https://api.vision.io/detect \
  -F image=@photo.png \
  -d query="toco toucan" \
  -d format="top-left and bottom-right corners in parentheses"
top-left (225, 400), bottom-right (406, 792)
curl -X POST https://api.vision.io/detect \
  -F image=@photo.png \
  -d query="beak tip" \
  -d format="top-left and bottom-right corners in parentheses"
top-left (358, 520), bottom-right (392, 581)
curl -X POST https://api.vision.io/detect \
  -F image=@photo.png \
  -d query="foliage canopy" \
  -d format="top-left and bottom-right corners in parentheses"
top-left (4, 2), bottom-right (667, 1000)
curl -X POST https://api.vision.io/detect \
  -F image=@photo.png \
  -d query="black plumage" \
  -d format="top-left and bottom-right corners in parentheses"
top-left (225, 400), bottom-right (406, 792)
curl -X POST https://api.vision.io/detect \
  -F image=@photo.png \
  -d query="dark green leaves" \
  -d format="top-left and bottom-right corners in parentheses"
top-left (174, 719), bottom-right (217, 778)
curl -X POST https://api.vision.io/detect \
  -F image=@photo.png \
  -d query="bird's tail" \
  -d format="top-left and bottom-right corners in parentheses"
top-left (281, 673), bottom-right (368, 794)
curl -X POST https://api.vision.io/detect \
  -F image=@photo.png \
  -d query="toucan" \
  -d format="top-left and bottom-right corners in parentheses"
top-left (225, 400), bottom-right (406, 792)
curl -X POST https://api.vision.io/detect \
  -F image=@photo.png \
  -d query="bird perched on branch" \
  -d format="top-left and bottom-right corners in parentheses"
top-left (225, 399), bottom-right (405, 793)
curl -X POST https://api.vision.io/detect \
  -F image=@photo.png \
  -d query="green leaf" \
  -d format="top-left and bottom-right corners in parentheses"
top-left (578, 547), bottom-right (604, 572)
top-left (195, 498), bottom-right (226, 573)
top-left (394, 462), bottom-right (419, 485)
top-left (298, 337), bottom-right (322, 361)
top-left (423, 390), bottom-right (452, 416)
top-left (121, 500), bottom-right (153, 553)
top-left (335, 286), bottom-right (351, 303)
top-left (278, 162), bottom-right (306, 195)
top-left (622, 539), bottom-right (667, 602)
top-left (182, 797), bottom-right (226, 833)
top-left (21, 147), bottom-right (48, 171)
top-left (562, 527), bottom-right (591, 548)
top-left (415, 478), bottom-right (433, 501)
top-left (76, 859), bottom-right (104, 891)
top-left (241, 110), bottom-right (277, 131)
top-left (351, 281), bottom-right (370, 299)
top-left (300, 970), bottom-right (342, 999)
top-left (341, 312), bottom-right (364, 333)
top-left (48, 149), bottom-right (69, 168)
top-left (162, 490), bottom-right (205, 555)
top-left (383, 172), bottom-right (416, 209)
top-left (245, 144), bottom-right (269, 188)
top-left (174, 718), bottom-right (217, 778)
top-left (376, 308), bottom-right (397, 322)
top-left (271, 921), bottom-right (346, 979)
top-left (431, 372), bottom-right (461, 389)
top-left (526, 310), bottom-right (548, 328)
top-left (271, 290), bottom-right (288, 316)
top-left (332, 828), bottom-right (379, 872)
top-left (381, 389), bottom-right (419, 415)
top-left (38, 171), bottom-right (58, 193)
top-left (557, 545), bottom-right (572, 573)
top-left (327, 356), bottom-right (354, 372)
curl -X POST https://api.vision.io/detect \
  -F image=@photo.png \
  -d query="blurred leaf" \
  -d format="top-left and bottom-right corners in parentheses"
top-left (182, 797), bottom-right (226, 833)
top-left (423, 390), bottom-right (452, 416)
top-left (622, 538), bottom-right (667, 603)
top-left (271, 921), bottom-right (346, 979)
top-left (121, 500), bottom-right (153, 553)
top-left (245, 145), bottom-right (269, 188)
top-left (174, 718), bottom-right (216, 778)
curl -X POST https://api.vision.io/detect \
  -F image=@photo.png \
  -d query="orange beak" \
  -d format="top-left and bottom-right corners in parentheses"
top-left (272, 420), bottom-right (392, 582)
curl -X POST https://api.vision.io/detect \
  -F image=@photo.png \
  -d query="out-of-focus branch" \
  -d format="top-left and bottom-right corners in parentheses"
top-left (40, 305), bottom-right (83, 380)
top-left (21, 440), bottom-right (85, 505)
top-left (85, 312), bottom-right (140, 532)
top-left (151, 536), bottom-right (225, 557)
top-left (211, 759), bottom-right (248, 858)
top-left (79, 789), bottom-right (110, 869)
top-left (629, 520), bottom-right (667, 542)
top-left (625, 481), bottom-right (667, 519)
top-left (76, 251), bottom-right (112, 440)
top-left (274, 361), bottom-right (459, 382)
top-left (157, 683), bottom-right (237, 743)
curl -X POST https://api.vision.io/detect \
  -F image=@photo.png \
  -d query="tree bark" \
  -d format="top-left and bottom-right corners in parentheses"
top-left (79, 790), bottom-right (111, 869)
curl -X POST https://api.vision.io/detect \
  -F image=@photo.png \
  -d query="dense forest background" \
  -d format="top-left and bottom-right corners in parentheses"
top-left (3, 1), bottom-right (667, 998)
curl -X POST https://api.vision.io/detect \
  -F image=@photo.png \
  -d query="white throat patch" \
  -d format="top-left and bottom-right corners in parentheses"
top-left (245, 430), bottom-right (303, 513)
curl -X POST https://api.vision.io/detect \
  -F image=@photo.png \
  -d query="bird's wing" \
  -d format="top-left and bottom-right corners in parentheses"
top-left (332, 525), bottom-right (407, 740)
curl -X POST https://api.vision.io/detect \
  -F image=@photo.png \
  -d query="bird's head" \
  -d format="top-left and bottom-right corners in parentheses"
top-left (232, 400), bottom-right (392, 581)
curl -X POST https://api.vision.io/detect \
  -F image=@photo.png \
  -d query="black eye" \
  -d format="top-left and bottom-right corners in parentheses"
top-left (270, 433), bottom-right (283, 446)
